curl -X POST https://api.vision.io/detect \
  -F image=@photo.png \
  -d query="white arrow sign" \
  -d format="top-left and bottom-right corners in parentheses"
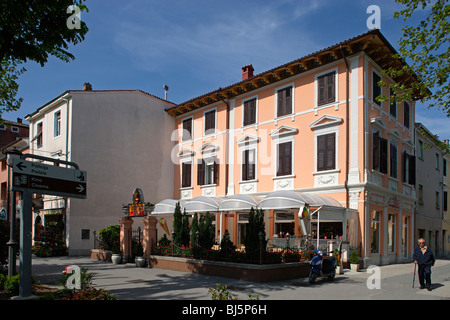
top-left (12, 159), bottom-right (87, 183)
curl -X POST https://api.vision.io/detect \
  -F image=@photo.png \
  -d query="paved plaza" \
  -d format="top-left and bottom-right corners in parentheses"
top-left (29, 256), bottom-right (450, 300)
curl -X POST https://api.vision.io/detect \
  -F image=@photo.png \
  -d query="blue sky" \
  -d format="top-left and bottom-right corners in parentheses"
top-left (8, 0), bottom-right (449, 140)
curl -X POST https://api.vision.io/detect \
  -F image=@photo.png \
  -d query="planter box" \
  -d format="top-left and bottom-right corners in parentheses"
top-left (149, 255), bottom-right (310, 283)
top-left (90, 249), bottom-right (112, 262)
top-left (350, 263), bottom-right (360, 272)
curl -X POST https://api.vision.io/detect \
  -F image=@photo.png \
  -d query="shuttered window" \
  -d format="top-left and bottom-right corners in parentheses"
top-left (181, 162), bottom-right (192, 188)
top-left (317, 133), bottom-right (335, 172)
top-left (197, 159), bottom-right (219, 185)
top-left (242, 149), bottom-right (256, 181)
top-left (277, 142), bottom-right (292, 176)
top-left (243, 98), bottom-right (257, 126)
top-left (390, 142), bottom-right (398, 179)
top-left (373, 72), bottom-right (382, 106)
top-left (204, 110), bottom-right (216, 134)
top-left (373, 131), bottom-right (380, 171)
top-left (402, 151), bottom-right (416, 185)
top-left (318, 71), bottom-right (336, 106)
top-left (277, 86), bottom-right (292, 117)
top-left (403, 101), bottom-right (410, 129)
top-left (182, 118), bottom-right (192, 141)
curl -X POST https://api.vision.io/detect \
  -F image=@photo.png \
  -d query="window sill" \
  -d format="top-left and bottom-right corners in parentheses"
top-left (200, 184), bottom-right (217, 189)
top-left (239, 179), bottom-right (258, 184)
top-left (180, 186), bottom-right (193, 191)
top-left (272, 174), bottom-right (295, 180)
top-left (313, 169), bottom-right (340, 175)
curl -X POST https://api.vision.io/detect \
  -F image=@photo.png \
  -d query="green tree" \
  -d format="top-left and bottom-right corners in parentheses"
top-left (190, 213), bottom-right (199, 246)
top-left (0, 0), bottom-right (89, 117)
top-left (382, 0), bottom-right (450, 116)
top-left (173, 202), bottom-right (183, 245)
top-left (181, 208), bottom-right (190, 247)
top-left (244, 207), bottom-right (266, 254)
top-left (198, 212), bottom-right (215, 249)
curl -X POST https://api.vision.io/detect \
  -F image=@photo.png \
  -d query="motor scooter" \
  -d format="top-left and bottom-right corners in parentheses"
top-left (309, 250), bottom-right (336, 284)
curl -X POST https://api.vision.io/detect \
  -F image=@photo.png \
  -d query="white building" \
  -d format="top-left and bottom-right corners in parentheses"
top-left (25, 84), bottom-right (175, 255)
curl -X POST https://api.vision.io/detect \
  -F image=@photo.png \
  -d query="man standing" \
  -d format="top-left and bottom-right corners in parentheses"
top-left (413, 238), bottom-right (435, 291)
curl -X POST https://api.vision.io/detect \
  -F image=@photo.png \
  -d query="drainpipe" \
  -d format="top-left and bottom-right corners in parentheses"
top-left (340, 46), bottom-right (350, 209)
top-left (219, 95), bottom-right (230, 243)
top-left (61, 97), bottom-right (71, 250)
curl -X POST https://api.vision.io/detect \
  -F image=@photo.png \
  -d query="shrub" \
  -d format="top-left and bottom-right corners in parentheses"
top-left (349, 249), bottom-right (359, 264)
top-left (98, 225), bottom-right (120, 252)
top-left (3, 274), bottom-right (20, 294)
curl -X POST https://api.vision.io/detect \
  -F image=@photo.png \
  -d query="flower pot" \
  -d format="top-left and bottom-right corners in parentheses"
top-left (350, 263), bottom-right (360, 272)
top-left (336, 265), bottom-right (343, 275)
top-left (111, 254), bottom-right (122, 264)
top-left (135, 256), bottom-right (146, 268)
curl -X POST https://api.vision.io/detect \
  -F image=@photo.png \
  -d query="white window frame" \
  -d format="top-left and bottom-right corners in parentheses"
top-left (203, 108), bottom-right (217, 137)
top-left (314, 67), bottom-right (339, 109)
top-left (54, 110), bottom-right (61, 138)
top-left (274, 83), bottom-right (295, 120)
top-left (241, 95), bottom-right (258, 128)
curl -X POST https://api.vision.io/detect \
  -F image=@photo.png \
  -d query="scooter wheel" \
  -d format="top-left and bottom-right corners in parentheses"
top-left (328, 271), bottom-right (336, 280)
top-left (309, 272), bottom-right (317, 284)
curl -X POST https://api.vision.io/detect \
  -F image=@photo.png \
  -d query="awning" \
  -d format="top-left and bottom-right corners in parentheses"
top-left (183, 196), bottom-right (224, 213)
top-left (258, 190), bottom-right (343, 210)
top-left (219, 194), bottom-right (262, 212)
top-left (152, 199), bottom-right (185, 215)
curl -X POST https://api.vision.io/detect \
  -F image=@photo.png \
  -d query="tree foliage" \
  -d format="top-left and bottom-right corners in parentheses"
top-left (0, 0), bottom-right (89, 118)
top-left (383, 0), bottom-right (450, 116)
top-left (244, 207), bottom-right (266, 254)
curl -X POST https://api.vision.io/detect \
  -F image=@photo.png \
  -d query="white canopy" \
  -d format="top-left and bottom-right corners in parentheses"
top-left (183, 196), bottom-right (224, 213)
top-left (152, 199), bottom-right (185, 215)
top-left (219, 194), bottom-right (262, 211)
top-left (258, 190), bottom-right (343, 210)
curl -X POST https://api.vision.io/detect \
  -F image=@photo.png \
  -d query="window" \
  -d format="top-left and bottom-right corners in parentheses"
top-left (197, 158), bottom-right (218, 186)
top-left (418, 185), bottom-right (424, 204)
top-left (1, 159), bottom-right (6, 171)
top-left (317, 133), bottom-right (336, 171)
top-left (11, 126), bottom-right (19, 133)
top-left (1, 182), bottom-right (7, 200)
top-left (54, 111), bottom-right (61, 137)
top-left (388, 214), bottom-right (396, 252)
top-left (390, 142), bottom-right (398, 179)
top-left (436, 153), bottom-right (440, 170)
top-left (402, 151), bottom-right (416, 185)
top-left (36, 122), bottom-right (43, 149)
top-left (242, 149), bottom-right (256, 181)
top-left (418, 140), bottom-right (424, 159)
top-left (372, 72), bottom-right (382, 106)
top-left (274, 212), bottom-right (295, 236)
top-left (436, 191), bottom-right (440, 208)
top-left (317, 71), bottom-right (336, 106)
top-left (204, 109), bottom-right (216, 135)
top-left (181, 162), bottom-right (192, 188)
top-left (444, 191), bottom-right (448, 212)
top-left (276, 141), bottom-right (292, 177)
top-left (444, 158), bottom-right (447, 177)
top-left (370, 211), bottom-right (380, 253)
top-left (372, 131), bottom-right (388, 173)
top-left (276, 86), bottom-right (293, 117)
top-left (389, 88), bottom-right (397, 118)
top-left (182, 117), bottom-right (192, 141)
top-left (403, 101), bottom-right (410, 129)
top-left (243, 98), bottom-right (257, 126)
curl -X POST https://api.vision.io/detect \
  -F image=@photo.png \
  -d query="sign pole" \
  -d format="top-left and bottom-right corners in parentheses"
top-left (18, 189), bottom-right (33, 299)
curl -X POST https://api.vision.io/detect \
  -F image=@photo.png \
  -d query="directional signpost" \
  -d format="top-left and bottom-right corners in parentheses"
top-left (10, 155), bottom-right (87, 299)
top-left (11, 158), bottom-right (87, 198)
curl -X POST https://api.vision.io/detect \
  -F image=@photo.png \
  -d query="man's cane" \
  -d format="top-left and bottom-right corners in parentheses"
top-left (412, 263), bottom-right (416, 288)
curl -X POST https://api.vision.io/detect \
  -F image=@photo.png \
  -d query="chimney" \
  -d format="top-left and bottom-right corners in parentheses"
top-left (17, 118), bottom-right (22, 124)
top-left (242, 65), bottom-right (254, 81)
top-left (83, 82), bottom-right (93, 91)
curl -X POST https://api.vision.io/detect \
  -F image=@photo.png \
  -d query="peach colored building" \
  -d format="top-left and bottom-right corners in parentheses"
top-left (160, 30), bottom-right (425, 266)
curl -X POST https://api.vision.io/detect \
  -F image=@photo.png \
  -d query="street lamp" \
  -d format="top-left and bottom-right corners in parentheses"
top-left (3, 147), bottom-right (23, 277)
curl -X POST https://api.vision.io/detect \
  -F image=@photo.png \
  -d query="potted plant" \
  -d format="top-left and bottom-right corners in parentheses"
top-left (349, 250), bottom-right (360, 272)
top-left (111, 242), bottom-right (122, 264)
top-left (334, 249), bottom-right (342, 275)
top-left (135, 242), bottom-right (146, 268)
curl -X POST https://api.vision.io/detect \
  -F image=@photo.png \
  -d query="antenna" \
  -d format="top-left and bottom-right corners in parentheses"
top-left (163, 84), bottom-right (169, 100)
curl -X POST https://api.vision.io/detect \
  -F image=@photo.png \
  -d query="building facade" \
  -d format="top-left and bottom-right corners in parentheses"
top-left (415, 123), bottom-right (447, 257)
top-left (25, 85), bottom-right (176, 255)
top-left (443, 142), bottom-right (449, 256)
top-left (160, 30), bottom-right (424, 266)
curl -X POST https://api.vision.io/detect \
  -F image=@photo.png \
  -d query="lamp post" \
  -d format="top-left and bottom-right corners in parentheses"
top-left (4, 147), bottom-right (22, 277)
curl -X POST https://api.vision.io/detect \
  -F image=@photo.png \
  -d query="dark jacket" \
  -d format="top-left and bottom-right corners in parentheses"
top-left (413, 246), bottom-right (435, 266)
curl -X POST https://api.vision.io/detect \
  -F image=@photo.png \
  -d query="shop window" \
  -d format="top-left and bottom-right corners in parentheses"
top-left (370, 211), bottom-right (380, 254)
top-left (388, 214), bottom-right (396, 252)
top-left (274, 212), bottom-right (294, 238)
